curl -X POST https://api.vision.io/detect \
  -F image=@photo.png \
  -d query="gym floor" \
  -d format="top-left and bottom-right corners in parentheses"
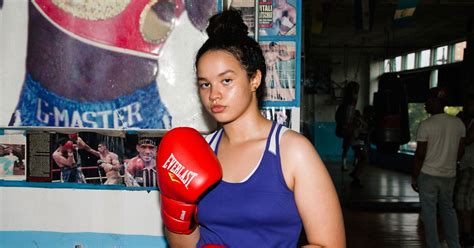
top-left (327, 161), bottom-right (426, 247)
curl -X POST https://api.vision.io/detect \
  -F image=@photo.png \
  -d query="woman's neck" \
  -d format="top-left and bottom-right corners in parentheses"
top-left (221, 108), bottom-right (272, 144)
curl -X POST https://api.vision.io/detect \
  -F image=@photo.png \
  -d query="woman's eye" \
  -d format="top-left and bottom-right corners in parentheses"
top-left (222, 79), bottom-right (232, 85)
top-left (199, 82), bottom-right (210, 89)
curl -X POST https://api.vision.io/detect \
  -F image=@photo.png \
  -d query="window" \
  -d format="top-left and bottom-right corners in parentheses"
top-left (406, 53), bottom-right (415, 70)
top-left (435, 45), bottom-right (448, 65)
top-left (430, 69), bottom-right (438, 88)
top-left (384, 59), bottom-right (391, 73)
top-left (420, 49), bottom-right (431, 67)
top-left (454, 41), bottom-right (466, 62)
top-left (400, 103), bottom-right (430, 152)
top-left (395, 56), bottom-right (402, 71)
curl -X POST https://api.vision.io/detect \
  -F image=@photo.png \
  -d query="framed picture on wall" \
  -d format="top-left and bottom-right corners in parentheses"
top-left (260, 106), bottom-right (300, 131)
top-left (258, 0), bottom-right (297, 37)
top-left (260, 41), bottom-right (297, 103)
top-left (0, 132), bottom-right (26, 181)
top-left (229, 0), bottom-right (256, 37)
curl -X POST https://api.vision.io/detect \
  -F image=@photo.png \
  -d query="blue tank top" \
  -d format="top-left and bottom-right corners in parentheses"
top-left (197, 122), bottom-right (302, 247)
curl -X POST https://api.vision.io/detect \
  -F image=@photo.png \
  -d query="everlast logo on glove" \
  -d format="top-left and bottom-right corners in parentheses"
top-left (162, 153), bottom-right (199, 189)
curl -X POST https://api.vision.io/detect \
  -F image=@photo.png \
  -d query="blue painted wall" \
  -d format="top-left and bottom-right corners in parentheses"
top-left (308, 121), bottom-right (413, 174)
top-left (308, 122), bottom-right (353, 162)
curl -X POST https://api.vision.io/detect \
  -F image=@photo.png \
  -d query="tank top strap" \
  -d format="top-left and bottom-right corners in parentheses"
top-left (267, 122), bottom-right (288, 156)
top-left (205, 128), bottom-right (224, 153)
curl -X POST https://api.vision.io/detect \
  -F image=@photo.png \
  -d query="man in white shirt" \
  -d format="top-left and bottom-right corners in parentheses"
top-left (412, 87), bottom-right (465, 248)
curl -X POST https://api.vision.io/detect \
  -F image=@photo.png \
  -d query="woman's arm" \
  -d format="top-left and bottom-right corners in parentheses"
top-left (281, 131), bottom-right (346, 247)
top-left (164, 226), bottom-right (200, 248)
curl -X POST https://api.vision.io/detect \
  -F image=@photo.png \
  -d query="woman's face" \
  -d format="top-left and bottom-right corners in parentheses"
top-left (196, 50), bottom-right (257, 124)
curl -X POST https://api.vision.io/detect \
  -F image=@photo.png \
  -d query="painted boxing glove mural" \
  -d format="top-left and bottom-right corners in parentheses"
top-left (8, 0), bottom-right (216, 129)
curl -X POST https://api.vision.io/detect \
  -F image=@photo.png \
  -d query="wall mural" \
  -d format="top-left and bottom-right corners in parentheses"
top-left (1, 0), bottom-right (217, 131)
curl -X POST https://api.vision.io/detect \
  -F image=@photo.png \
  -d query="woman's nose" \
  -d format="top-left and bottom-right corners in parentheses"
top-left (209, 85), bottom-right (222, 102)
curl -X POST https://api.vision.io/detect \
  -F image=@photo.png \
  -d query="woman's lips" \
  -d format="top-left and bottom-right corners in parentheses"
top-left (211, 105), bottom-right (225, 113)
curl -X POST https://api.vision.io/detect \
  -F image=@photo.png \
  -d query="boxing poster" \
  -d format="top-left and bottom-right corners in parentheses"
top-left (261, 41), bottom-right (297, 102)
top-left (229, 0), bottom-right (256, 37)
top-left (258, 0), bottom-right (297, 36)
top-left (42, 132), bottom-right (161, 187)
top-left (0, 0), bottom-right (218, 132)
top-left (0, 132), bottom-right (26, 180)
top-left (260, 106), bottom-right (300, 131)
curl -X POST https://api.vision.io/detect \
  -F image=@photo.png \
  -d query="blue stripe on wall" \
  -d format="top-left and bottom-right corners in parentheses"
top-left (0, 231), bottom-right (168, 248)
top-left (0, 180), bottom-right (159, 191)
top-left (309, 122), bottom-right (413, 173)
top-left (310, 122), bottom-right (353, 162)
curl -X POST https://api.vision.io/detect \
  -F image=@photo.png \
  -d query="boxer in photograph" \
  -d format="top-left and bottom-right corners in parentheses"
top-left (264, 42), bottom-right (292, 101)
top-left (9, 0), bottom-right (216, 129)
top-left (273, 0), bottom-right (296, 35)
top-left (67, 133), bottom-right (87, 183)
top-left (125, 137), bottom-right (157, 187)
top-left (83, 141), bottom-right (123, 185)
top-left (52, 139), bottom-right (77, 182)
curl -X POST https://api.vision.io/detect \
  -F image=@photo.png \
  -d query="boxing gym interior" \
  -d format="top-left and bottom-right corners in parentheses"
top-left (302, 0), bottom-right (474, 247)
top-left (1, 0), bottom-right (474, 247)
top-left (302, 1), bottom-right (474, 247)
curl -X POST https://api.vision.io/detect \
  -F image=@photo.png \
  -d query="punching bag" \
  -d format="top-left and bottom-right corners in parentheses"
top-left (373, 74), bottom-right (410, 153)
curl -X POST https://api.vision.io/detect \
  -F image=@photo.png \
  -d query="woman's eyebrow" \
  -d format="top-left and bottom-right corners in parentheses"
top-left (197, 70), bottom-right (236, 81)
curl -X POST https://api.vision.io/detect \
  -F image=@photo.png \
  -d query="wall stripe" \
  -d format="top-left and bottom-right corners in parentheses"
top-left (0, 231), bottom-right (168, 248)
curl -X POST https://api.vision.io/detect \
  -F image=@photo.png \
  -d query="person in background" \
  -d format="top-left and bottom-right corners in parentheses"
top-left (455, 94), bottom-right (474, 246)
top-left (335, 81), bottom-right (360, 171)
top-left (349, 105), bottom-right (375, 188)
top-left (412, 87), bottom-right (465, 248)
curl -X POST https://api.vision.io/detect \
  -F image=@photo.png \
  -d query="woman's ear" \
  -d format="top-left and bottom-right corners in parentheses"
top-left (250, 70), bottom-right (262, 92)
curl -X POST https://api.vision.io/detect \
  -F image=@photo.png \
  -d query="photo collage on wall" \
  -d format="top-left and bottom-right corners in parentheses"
top-left (0, 132), bottom-right (26, 181)
top-left (26, 131), bottom-right (163, 188)
top-left (260, 107), bottom-right (292, 128)
top-left (231, 0), bottom-right (301, 130)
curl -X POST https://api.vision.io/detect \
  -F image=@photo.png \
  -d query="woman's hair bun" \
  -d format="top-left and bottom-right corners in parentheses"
top-left (206, 9), bottom-right (248, 39)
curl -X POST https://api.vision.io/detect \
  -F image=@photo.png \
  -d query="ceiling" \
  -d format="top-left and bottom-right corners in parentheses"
top-left (305, 0), bottom-right (474, 59)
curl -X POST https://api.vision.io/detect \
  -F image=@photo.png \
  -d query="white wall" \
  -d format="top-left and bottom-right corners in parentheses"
top-left (0, 184), bottom-right (167, 247)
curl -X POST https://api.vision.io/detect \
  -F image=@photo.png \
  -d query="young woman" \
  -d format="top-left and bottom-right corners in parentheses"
top-left (165, 9), bottom-right (345, 247)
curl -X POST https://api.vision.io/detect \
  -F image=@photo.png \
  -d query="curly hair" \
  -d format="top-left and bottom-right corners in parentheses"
top-left (195, 9), bottom-right (266, 100)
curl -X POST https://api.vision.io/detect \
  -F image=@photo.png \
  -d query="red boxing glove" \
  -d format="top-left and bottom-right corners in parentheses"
top-left (61, 141), bottom-right (74, 153)
top-left (157, 127), bottom-right (222, 234)
top-left (68, 133), bottom-right (78, 141)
